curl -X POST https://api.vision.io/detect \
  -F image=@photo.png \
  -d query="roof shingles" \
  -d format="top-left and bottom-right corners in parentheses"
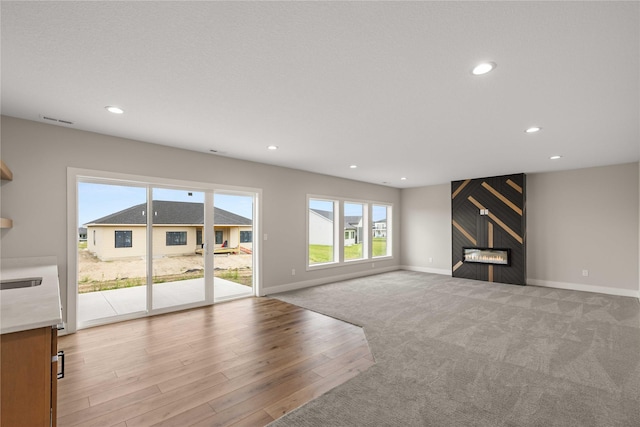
top-left (86, 201), bottom-right (251, 226)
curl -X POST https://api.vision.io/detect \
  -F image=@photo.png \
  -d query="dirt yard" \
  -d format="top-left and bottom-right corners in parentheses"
top-left (78, 249), bottom-right (252, 282)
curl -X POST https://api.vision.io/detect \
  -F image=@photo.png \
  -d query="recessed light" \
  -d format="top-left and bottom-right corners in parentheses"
top-left (105, 106), bottom-right (124, 114)
top-left (267, 145), bottom-right (278, 150)
top-left (550, 155), bottom-right (562, 160)
top-left (525, 127), bottom-right (542, 133)
top-left (472, 62), bottom-right (496, 75)
top-left (350, 165), bottom-right (358, 169)
top-left (400, 177), bottom-right (407, 181)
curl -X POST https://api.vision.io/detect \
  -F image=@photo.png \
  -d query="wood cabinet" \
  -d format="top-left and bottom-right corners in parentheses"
top-left (1, 326), bottom-right (58, 426)
top-left (1, 159), bottom-right (13, 228)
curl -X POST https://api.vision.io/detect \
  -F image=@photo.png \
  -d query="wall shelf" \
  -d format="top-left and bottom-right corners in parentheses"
top-left (1, 160), bottom-right (13, 181)
top-left (1, 160), bottom-right (13, 228)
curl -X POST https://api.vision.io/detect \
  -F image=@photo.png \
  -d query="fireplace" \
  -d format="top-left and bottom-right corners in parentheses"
top-left (463, 247), bottom-right (510, 266)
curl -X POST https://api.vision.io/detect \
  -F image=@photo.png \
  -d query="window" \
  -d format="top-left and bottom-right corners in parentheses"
top-left (115, 230), bottom-right (132, 248)
top-left (307, 196), bottom-right (392, 269)
top-left (240, 230), bottom-right (252, 243)
top-left (344, 202), bottom-right (365, 261)
top-left (196, 230), bottom-right (203, 246)
top-left (215, 230), bottom-right (223, 245)
top-left (308, 198), bottom-right (337, 265)
top-left (372, 204), bottom-right (391, 257)
top-left (166, 231), bottom-right (187, 246)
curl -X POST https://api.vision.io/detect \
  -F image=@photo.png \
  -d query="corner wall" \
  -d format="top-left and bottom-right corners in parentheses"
top-left (0, 116), bottom-right (401, 323)
top-left (399, 183), bottom-right (451, 274)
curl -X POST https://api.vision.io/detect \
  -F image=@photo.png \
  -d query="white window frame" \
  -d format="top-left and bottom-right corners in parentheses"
top-left (67, 167), bottom-right (262, 334)
top-left (307, 195), bottom-right (393, 271)
top-left (372, 203), bottom-right (393, 259)
top-left (307, 197), bottom-right (340, 267)
top-left (343, 201), bottom-right (368, 263)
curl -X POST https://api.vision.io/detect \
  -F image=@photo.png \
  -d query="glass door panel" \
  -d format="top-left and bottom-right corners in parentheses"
top-left (151, 188), bottom-right (206, 310)
top-left (77, 182), bottom-right (147, 326)
top-left (213, 193), bottom-right (254, 301)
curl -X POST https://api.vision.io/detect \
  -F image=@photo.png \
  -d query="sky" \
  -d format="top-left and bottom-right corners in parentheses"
top-left (78, 183), bottom-right (253, 226)
top-left (79, 183), bottom-right (387, 227)
top-left (309, 199), bottom-right (388, 221)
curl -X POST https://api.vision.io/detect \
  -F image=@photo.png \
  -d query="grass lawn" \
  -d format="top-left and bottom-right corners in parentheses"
top-left (373, 238), bottom-right (387, 257)
top-left (309, 244), bottom-right (334, 264)
top-left (309, 238), bottom-right (388, 264)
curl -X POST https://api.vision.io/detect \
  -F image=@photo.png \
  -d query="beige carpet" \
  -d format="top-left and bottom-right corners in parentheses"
top-left (269, 270), bottom-right (640, 426)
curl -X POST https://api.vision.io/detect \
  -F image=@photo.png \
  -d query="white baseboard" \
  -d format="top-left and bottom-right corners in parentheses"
top-left (400, 265), bottom-right (452, 276)
top-left (262, 266), bottom-right (640, 301)
top-left (527, 278), bottom-right (640, 299)
top-left (263, 266), bottom-right (398, 296)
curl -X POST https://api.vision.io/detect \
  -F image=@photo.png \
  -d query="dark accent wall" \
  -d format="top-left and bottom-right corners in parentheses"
top-left (451, 173), bottom-right (526, 285)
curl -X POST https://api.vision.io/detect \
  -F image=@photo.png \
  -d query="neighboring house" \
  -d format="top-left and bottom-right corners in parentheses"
top-left (344, 215), bottom-right (363, 246)
top-left (373, 219), bottom-right (387, 238)
top-left (309, 209), bottom-right (334, 246)
top-left (309, 209), bottom-right (363, 246)
top-left (85, 201), bottom-right (252, 261)
top-left (78, 227), bottom-right (87, 241)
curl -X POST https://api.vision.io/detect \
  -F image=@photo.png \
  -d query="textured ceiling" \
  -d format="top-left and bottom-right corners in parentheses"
top-left (1, 1), bottom-right (638, 188)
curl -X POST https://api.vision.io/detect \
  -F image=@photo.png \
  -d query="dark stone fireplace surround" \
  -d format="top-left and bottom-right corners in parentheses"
top-left (451, 173), bottom-right (526, 286)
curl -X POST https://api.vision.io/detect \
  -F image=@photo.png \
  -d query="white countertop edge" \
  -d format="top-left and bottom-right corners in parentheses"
top-left (1, 317), bottom-right (62, 335)
top-left (1, 256), bottom-right (63, 335)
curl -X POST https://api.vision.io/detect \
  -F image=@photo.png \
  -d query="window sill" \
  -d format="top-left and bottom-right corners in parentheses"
top-left (307, 255), bottom-right (394, 271)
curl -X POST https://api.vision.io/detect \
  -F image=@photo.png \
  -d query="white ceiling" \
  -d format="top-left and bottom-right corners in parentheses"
top-left (2, 1), bottom-right (638, 188)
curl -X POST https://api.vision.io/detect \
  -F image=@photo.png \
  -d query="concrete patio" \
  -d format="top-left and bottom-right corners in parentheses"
top-left (78, 277), bottom-right (252, 325)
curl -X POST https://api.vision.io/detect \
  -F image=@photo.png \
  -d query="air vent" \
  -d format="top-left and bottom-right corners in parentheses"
top-left (40, 115), bottom-right (74, 126)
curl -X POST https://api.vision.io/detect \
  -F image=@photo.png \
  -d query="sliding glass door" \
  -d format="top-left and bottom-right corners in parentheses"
top-left (151, 187), bottom-right (207, 310)
top-left (213, 192), bottom-right (254, 301)
top-left (75, 175), bottom-right (258, 330)
top-left (77, 182), bottom-right (148, 326)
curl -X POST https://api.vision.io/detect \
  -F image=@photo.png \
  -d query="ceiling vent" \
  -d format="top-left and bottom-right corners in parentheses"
top-left (40, 114), bottom-right (74, 126)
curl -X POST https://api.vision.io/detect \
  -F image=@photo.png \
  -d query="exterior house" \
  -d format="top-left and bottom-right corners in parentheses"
top-left (85, 201), bottom-right (252, 261)
top-left (344, 215), bottom-right (363, 246)
top-left (78, 227), bottom-right (87, 241)
top-left (373, 219), bottom-right (387, 238)
top-left (309, 209), bottom-right (363, 246)
top-left (308, 209), bottom-right (334, 246)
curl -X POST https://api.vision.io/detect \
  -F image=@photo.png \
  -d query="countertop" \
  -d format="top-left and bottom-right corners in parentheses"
top-left (1, 256), bottom-right (63, 334)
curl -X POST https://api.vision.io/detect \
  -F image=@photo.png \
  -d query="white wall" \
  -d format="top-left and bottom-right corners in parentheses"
top-left (400, 163), bottom-right (640, 297)
top-left (399, 183), bottom-right (451, 275)
top-left (0, 116), bottom-right (401, 323)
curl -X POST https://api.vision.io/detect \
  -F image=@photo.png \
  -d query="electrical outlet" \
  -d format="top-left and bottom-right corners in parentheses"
top-left (429, 257), bottom-right (433, 263)
top-left (372, 262), bottom-right (375, 268)
top-left (264, 234), bottom-right (268, 240)
top-left (291, 268), bottom-right (295, 276)
top-left (582, 270), bottom-right (589, 277)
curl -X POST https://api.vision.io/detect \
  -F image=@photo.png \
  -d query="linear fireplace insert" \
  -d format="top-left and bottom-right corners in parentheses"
top-left (463, 247), bottom-right (510, 266)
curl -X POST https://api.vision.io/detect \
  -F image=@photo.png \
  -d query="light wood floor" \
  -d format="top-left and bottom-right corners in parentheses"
top-left (57, 297), bottom-right (374, 426)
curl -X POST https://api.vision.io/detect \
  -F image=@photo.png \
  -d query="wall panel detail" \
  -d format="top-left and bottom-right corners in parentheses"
top-left (452, 173), bottom-right (526, 285)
